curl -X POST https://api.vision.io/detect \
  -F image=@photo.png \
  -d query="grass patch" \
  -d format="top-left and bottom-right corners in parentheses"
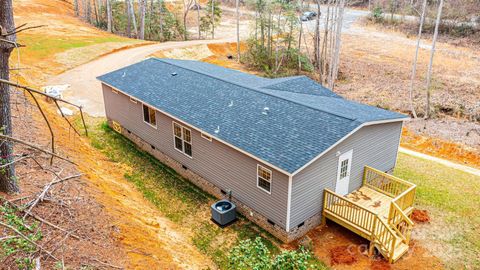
top-left (18, 35), bottom-right (133, 59)
top-left (86, 120), bottom-right (327, 269)
top-left (394, 153), bottom-right (480, 269)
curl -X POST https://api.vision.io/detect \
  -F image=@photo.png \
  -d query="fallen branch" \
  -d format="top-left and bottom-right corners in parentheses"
top-left (1, 198), bottom-right (81, 240)
top-left (0, 154), bottom-right (31, 168)
top-left (0, 134), bottom-right (75, 164)
top-left (92, 258), bottom-right (123, 269)
top-left (23, 173), bottom-right (83, 218)
top-left (0, 221), bottom-right (58, 261)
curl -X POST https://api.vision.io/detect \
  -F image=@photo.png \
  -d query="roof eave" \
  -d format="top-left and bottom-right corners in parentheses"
top-left (290, 117), bottom-right (408, 177)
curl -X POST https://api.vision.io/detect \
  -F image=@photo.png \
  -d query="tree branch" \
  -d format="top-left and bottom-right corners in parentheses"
top-left (0, 134), bottom-right (75, 164)
top-left (0, 221), bottom-right (58, 261)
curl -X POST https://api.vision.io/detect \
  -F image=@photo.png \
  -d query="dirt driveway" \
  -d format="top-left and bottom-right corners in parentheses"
top-left (47, 39), bottom-right (237, 116)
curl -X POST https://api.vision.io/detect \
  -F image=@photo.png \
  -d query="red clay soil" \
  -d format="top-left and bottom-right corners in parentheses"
top-left (411, 210), bottom-right (431, 223)
top-left (401, 128), bottom-right (480, 169)
top-left (330, 245), bottom-right (358, 265)
top-left (371, 259), bottom-right (392, 270)
top-left (307, 221), bottom-right (445, 270)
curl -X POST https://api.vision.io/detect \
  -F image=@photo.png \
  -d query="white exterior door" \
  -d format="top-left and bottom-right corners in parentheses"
top-left (335, 150), bottom-right (353, 196)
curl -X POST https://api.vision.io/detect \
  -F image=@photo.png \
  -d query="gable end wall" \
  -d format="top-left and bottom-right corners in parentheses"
top-left (289, 121), bottom-right (403, 230)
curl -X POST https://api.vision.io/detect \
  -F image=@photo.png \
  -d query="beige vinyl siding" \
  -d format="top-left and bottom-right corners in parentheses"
top-left (289, 122), bottom-right (403, 230)
top-left (102, 84), bottom-right (289, 228)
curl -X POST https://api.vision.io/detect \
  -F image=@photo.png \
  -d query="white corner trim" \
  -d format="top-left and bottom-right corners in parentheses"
top-left (100, 82), bottom-right (293, 176)
top-left (392, 120), bottom-right (404, 169)
top-left (291, 118), bottom-right (407, 176)
top-left (285, 175), bottom-right (292, 232)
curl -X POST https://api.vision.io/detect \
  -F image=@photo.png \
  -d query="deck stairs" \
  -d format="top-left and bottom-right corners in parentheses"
top-left (323, 166), bottom-right (416, 263)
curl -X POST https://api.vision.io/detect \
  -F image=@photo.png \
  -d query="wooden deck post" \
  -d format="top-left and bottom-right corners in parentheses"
top-left (368, 217), bottom-right (377, 256)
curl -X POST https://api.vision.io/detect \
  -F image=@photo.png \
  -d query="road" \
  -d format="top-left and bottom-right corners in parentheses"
top-left (47, 39), bottom-right (234, 116)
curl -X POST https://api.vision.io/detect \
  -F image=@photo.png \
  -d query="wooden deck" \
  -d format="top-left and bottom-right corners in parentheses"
top-left (323, 166), bottom-right (416, 263)
top-left (345, 186), bottom-right (394, 222)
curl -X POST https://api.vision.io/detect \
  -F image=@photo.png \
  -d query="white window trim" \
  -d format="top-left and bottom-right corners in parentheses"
top-left (257, 164), bottom-right (272, 194)
top-left (112, 89), bottom-right (119, 94)
top-left (130, 97), bottom-right (137, 103)
top-left (201, 133), bottom-right (212, 141)
top-left (172, 121), bottom-right (193, 158)
top-left (142, 104), bottom-right (157, 129)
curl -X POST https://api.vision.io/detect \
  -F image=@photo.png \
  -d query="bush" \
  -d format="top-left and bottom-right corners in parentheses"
top-left (371, 6), bottom-right (384, 22)
top-left (228, 237), bottom-right (321, 270)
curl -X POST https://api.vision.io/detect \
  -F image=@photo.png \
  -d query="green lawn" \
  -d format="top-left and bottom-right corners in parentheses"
top-left (394, 153), bottom-right (480, 269)
top-left (87, 121), bottom-right (327, 269)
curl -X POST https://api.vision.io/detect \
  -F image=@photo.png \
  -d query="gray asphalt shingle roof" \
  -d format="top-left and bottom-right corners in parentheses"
top-left (97, 58), bottom-right (407, 174)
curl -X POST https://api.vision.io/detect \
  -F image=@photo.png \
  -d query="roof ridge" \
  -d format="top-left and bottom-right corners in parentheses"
top-left (153, 58), bottom-right (355, 121)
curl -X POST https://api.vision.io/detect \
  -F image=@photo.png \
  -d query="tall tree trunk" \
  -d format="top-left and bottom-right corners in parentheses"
top-left (314, 0), bottom-right (321, 71)
top-left (106, 0), bottom-right (113, 32)
top-left (139, 0), bottom-right (146, 39)
top-left (408, 0), bottom-right (427, 119)
top-left (297, 0), bottom-right (304, 74)
top-left (126, 0), bottom-right (132, 37)
top-left (74, 0), bottom-right (80, 16)
top-left (236, 0), bottom-right (240, 61)
top-left (129, 0), bottom-right (138, 38)
top-left (158, 0), bottom-right (164, 41)
top-left (149, 0), bottom-right (154, 39)
top-left (87, 0), bottom-right (92, 23)
top-left (425, 0), bottom-right (444, 119)
top-left (0, 0), bottom-right (19, 193)
top-left (93, 0), bottom-right (99, 25)
top-left (195, 0), bottom-right (200, 39)
top-left (211, 0), bottom-right (215, 39)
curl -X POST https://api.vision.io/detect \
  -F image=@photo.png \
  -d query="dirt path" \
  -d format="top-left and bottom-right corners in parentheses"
top-left (399, 147), bottom-right (480, 177)
top-left (47, 39), bottom-right (234, 116)
top-left (37, 106), bottom-right (215, 269)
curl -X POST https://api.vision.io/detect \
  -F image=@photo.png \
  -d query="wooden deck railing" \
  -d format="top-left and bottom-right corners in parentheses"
top-left (323, 166), bottom-right (417, 262)
top-left (363, 166), bottom-right (416, 246)
top-left (323, 189), bottom-right (398, 260)
top-left (363, 166), bottom-right (414, 198)
top-left (323, 189), bottom-right (378, 234)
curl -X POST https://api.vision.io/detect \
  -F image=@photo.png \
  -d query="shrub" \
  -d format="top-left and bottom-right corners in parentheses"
top-left (228, 237), bottom-right (321, 270)
top-left (371, 6), bottom-right (384, 22)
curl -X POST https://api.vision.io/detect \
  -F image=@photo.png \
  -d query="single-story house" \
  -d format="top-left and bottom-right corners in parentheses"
top-left (98, 58), bottom-right (416, 263)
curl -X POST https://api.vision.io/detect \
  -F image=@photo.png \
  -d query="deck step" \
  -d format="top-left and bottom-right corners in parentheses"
top-left (391, 242), bottom-right (409, 262)
top-left (375, 239), bottom-right (409, 263)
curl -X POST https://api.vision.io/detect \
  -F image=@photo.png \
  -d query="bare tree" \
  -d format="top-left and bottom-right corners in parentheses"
top-left (106, 0), bottom-right (113, 32)
top-left (236, 0), bottom-right (240, 61)
top-left (211, 0), bottom-right (216, 39)
top-left (425, 0), bottom-right (444, 119)
top-left (126, 0), bottom-right (132, 37)
top-left (74, 0), bottom-right (80, 16)
top-left (0, 0), bottom-right (19, 193)
top-left (139, 0), bottom-right (147, 39)
top-left (408, 0), bottom-right (427, 118)
top-left (195, 0), bottom-right (201, 39)
top-left (129, 0), bottom-right (138, 38)
top-left (157, 0), bottom-right (164, 41)
top-left (183, 0), bottom-right (195, 40)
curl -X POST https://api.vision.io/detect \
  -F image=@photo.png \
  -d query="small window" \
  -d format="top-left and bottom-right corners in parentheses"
top-left (257, 165), bottom-right (272, 193)
top-left (173, 122), bottom-right (192, 157)
top-left (112, 89), bottom-right (119, 94)
top-left (130, 97), bottom-right (137, 103)
top-left (339, 159), bottom-right (349, 179)
top-left (201, 133), bottom-right (212, 141)
top-left (142, 104), bottom-right (156, 127)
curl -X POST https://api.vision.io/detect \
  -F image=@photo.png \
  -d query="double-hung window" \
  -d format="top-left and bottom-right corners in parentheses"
top-left (257, 165), bottom-right (272, 193)
top-left (143, 104), bottom-right (156, 127)
top-left (173, 122), bottom-right (192, 157)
